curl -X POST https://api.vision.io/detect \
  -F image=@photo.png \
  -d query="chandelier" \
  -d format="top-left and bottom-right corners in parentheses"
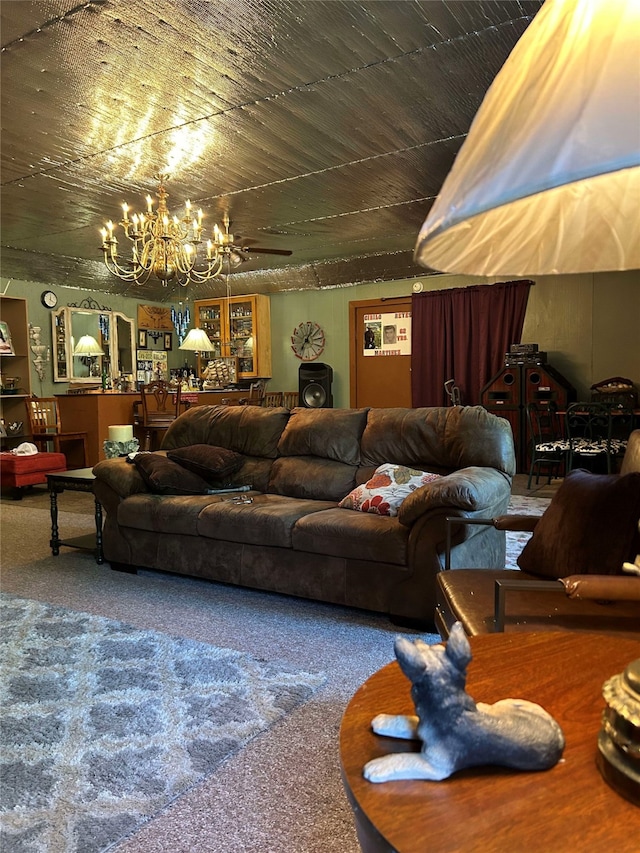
top-left (100, 174), bottom-right (236, 287)
top-left (171, 301), bottom-right (191, 345)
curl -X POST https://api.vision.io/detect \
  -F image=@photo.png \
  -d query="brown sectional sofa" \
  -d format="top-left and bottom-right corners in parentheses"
top-left (92, 404), bottom-right (516, 627)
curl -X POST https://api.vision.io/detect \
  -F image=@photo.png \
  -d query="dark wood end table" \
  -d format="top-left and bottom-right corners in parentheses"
top-left (340, 632), bottom-right (640, 853)
top-left (47, 467), bottom-right (103, 564)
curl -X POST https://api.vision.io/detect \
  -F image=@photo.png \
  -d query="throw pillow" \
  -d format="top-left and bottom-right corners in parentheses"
top-left (134, 454), bottom-right (211, 495)
top-left (338, 463), bottom-right (441, 517)
top-left (166, 444), bottom-right (243, 483)
top-left (517, 469), bottom-right (640, 578)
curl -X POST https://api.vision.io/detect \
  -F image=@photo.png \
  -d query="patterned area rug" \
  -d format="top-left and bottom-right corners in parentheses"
top-left (0, 594), bottom-right (325, 853)
top-left (505, 494), bottom-right (551, 569)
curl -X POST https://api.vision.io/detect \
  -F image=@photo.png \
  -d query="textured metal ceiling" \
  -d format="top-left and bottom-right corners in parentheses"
top-left (1, 0), bottom-right (543, 301)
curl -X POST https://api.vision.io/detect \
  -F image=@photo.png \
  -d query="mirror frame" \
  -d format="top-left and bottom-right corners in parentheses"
top-left (51, 306), bottom-right (136, 383)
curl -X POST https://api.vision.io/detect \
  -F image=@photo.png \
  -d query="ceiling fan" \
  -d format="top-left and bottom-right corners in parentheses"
top-left (215, 214), bottom-right (293, 269)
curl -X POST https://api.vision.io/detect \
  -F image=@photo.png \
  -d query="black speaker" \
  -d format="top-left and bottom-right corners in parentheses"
top-left (299, 362), bottom-right (333, 408)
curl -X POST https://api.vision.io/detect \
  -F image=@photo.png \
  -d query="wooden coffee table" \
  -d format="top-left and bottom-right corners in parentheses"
top-left (340, 632), bottom-right (639, 853)
top-left (47, 467), bottom-right (103, 564)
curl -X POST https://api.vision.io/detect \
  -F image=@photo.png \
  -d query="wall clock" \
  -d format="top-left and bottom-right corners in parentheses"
top-left (291, 321), bottom-right (325, 361)
top-left (41, 290), bottom-right (58, 309)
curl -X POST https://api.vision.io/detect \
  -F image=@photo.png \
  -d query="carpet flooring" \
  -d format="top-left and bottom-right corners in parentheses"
top-left (0, 484), bottom-right (549, 853)
top-left (0, 594), bottom-right (325, 853)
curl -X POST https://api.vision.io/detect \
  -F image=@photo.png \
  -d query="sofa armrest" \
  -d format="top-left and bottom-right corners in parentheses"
top-left (560, 574), bottom-right (640, 601)
top-left (398, 467), bottom-right (512, 527)
top-left (493, 575), bottom-right (640, 631)
top-left (493, 578), bottom-right (564, 630)
top-left (93, 457), bottom-right (150, 499)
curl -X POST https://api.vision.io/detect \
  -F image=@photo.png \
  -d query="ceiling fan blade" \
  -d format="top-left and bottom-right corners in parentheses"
top-left (245, 247), bottom-right (293, 256)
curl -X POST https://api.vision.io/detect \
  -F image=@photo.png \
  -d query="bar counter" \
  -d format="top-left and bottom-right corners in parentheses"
top-left (56, 390), bottom-right (248, 467)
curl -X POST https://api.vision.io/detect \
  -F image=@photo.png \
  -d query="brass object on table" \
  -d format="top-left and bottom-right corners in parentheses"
top-left (597, 659), bottom-right (640, 805)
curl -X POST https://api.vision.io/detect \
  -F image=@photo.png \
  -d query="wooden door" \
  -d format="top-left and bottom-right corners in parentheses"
top-left (349, 297), bottom-right (412, 408)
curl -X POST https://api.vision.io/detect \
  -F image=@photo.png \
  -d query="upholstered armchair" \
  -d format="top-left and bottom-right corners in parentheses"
top-left (436, 430), bottom-right (640, 639)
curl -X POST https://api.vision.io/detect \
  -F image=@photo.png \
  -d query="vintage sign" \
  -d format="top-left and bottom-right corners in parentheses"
top-left (137, 305), bottom-right (173, 331)
top-left (363, 311), bottom-right (411, 356)
top-left (136, 349), bottom-right (168, 383)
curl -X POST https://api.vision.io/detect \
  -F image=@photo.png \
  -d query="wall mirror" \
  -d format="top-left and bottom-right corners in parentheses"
top-left (52, 304), bottom-right (136, 383)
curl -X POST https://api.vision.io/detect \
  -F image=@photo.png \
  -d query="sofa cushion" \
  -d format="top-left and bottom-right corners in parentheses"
top-left (338, 463), bottom-right (442, 517)
top-left (117, 493), bottom-right (227, 535)
top-left (277, 407), bottom-right (369, 465)
top-left (162, 404), bottom-right (290, 458)
top-left (517, 469), bottom-right (640, 578)
top-left (133, 453), bottom-right (211, 495)
top-left (292, 507), bottom-right (409, 565)
top-left (197, 494), bottom-right (337, 548)
top-left (359, 406), bottom-right (516, 476)
top-left (268, 456), bottom-right (357, 502)
top-left (166, 444), bottom-right (243, 482)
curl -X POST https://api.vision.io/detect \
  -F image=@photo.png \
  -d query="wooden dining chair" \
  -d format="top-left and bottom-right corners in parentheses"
top-left (26, 397), bottom-right (88, 468)
top-left (239, 381), bottom-right (265, 406)
top-left (282, 391), bottom-right (299, 409)
top-left (262, 392), bottom-right (284, 408)
top-left (139, 381), bottom-right (184, 451)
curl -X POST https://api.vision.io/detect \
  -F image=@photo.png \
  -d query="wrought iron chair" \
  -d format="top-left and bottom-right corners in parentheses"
top-left (525, 401), bottom-right (568, 489)
top-left (565, 401), bottom-right (630, 474)
top-left (26, 397), bottom-right (88, 467)
top-left (138, 380), bottom-right (183, 451)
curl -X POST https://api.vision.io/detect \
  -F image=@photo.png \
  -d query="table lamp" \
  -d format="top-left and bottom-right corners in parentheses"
top-left (413, 0), bottom-right (639, 803)
top-left (179, 328), bottom-right (216, 355)
top-left (73, 334), bottom-right (105, 380)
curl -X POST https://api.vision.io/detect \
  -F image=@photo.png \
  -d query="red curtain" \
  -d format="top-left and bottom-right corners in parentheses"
top-left (411, 279), bottom-right (533, 407)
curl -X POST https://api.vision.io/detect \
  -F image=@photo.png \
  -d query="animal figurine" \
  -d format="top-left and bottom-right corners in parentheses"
top-left (364, 622), bottom-right (565, 783)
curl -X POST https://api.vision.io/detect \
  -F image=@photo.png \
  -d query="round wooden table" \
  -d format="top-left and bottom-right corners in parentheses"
top-left (340, 632), bottom-right (639, 853)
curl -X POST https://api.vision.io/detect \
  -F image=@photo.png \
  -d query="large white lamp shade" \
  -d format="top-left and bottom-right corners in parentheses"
top-left (414, 0), bottom-right (640, 276)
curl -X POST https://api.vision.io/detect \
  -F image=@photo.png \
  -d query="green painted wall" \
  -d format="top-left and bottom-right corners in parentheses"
top-left (2, 268), bottom-right (639, 407)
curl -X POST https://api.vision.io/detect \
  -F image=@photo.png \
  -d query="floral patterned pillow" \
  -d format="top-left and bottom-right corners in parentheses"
top-left (338, 463), bottom-right (441, 517)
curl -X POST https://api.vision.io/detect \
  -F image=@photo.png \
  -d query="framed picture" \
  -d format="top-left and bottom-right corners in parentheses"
top-left (0, 320), bottom-right (15, 355)
top-left (163, 332), bottom-right (172, 351)
top-left (138, 329), bottom-right (147, 348)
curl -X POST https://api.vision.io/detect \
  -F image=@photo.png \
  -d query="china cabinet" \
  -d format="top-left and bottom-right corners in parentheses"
top-left (194, 294), bottom-right (271, 379)
top-left (0, 295), bottom-right (33, 445)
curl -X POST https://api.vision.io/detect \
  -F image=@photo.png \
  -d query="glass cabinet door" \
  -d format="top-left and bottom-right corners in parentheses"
top-left (228, 297), bottom-right (256, 375)
top-left (194, 294), bottom-right (270, 381)
top-left (197, 301), bottom-right (224, 358)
